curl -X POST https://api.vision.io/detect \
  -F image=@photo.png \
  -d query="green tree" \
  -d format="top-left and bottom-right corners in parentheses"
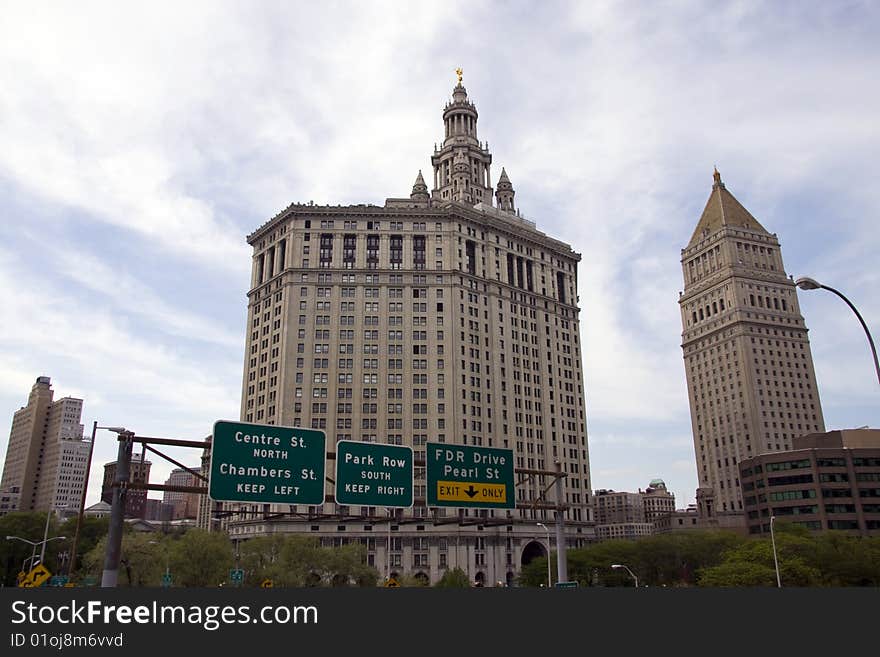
top-left (80, 532), bottom-right (165, 587)
top-left (434, 567), bottom-right (471, 588)
top-left (0, 512), bottom-right (72, 585)
top-left (57, 516), bottom-right (110, 578)
top-left (698, 561), bottom-right (778, 587)
top-left (276, 535), bottom-right (326, 586)
top-left (168, 530), bottom-right (233, 587)
top-left (319, 543), bottom-right (378, 587)
top-left (238, 534), bottom-right (288, 586)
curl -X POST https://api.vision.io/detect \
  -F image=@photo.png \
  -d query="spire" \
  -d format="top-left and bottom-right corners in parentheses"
top-left (410, 169), bottom-right (429, 203)
top-left (495, 167), bottom-right (515, 212)
top-left (687, 172), bottom-right (769, 247)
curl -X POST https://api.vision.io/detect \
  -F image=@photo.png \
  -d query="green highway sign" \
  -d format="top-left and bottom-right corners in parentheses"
top-left (49, 575), bottom-right (69, 587)
top-left (334, 441), bottom-right (413, 508)
top-left (555, 581), bottom-right (579, 588)
top-left (426, 442), bottom-right (515, 509)
top-left (209, 420), bottom-right (326, 505)
top-left (229, 568), bottom-right (244, 584)
top-left (161, 573), bottom-right (172, 588)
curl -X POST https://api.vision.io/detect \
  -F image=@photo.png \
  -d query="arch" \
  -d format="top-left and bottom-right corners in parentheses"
top-left (521, 539), bottom-right (548, 567)
top-left (413, 572), bottom-right (430, 587)
top-left (474, 571), bottom-right (486, 587)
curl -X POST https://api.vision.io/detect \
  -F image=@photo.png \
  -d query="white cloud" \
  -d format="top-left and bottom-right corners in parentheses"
top-left (1, 2), bottom-right (878, 509)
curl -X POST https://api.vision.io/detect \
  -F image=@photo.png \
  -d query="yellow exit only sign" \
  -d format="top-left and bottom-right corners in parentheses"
top-left (436, 481), bottom-right (507, 504)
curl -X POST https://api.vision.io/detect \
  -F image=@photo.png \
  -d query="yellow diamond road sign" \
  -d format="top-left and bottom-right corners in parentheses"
top-left (19, 564), bottom-right (52, 588)
top-left (436, 481), bottom-right (507, 504)
top-left (261, 579), bottom-right (274, 588)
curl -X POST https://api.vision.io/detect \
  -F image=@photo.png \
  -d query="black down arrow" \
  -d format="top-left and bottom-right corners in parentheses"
top-left (465, 485), bottom-right (478, 498)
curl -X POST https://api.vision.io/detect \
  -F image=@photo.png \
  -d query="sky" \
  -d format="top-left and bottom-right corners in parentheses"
top-left (1, 1), bottom-right (878, 511)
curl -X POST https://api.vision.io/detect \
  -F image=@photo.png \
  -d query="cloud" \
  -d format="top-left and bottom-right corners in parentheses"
top-left (1, 2), bottom-right (879, 511)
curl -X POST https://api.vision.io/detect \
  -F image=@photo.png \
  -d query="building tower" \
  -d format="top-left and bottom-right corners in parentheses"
top-left (0, 377), bottom-right (90, 516)
top-left (495, 168), bottom-right (515, 212)
top-left (430, 81), bottom-right (494, 205)
top-left (231, 76), bottom-right (594, 584)
top-left (679, 170), bottom-right (825, 520)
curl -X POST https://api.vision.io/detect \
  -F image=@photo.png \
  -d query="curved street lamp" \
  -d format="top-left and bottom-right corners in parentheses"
top-left (536, 523), bottom-right (552, 588)
top-left (611, 563), bottom-right (639, 588)
top-left (795, 276), bottom-right (880, 387)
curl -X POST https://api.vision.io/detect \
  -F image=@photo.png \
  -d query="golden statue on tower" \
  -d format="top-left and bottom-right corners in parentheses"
top-left (455, 67), bottom-right (463, 84)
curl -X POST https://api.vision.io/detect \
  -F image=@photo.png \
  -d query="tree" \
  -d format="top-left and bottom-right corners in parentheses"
top-left (57, 516), bottom-right (110, 577)
top-left (168, 530), bottom-right (233, 587)
top-left (434, 567), bottom-right (470, 588)
top-left (319, 543), bottom-right (378, 587)
top-left (698, 561), bottom-right (779, 587)
top-left (238, 535), bottom-right (288, 586)
top-left (79, 532), bottom-right (165, 587)
top-left (276, 535), bottom-right (326, 586)
top-left (0, 512), bottom-right (79, 585)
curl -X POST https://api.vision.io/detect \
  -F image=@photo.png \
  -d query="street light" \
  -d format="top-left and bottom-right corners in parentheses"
top-left (769, 516), bottom-right (782, 588)
top-left (795, 276), bottom-right (880, 387)
top-left (611, 564), bottom-right (639, 588)
top-left (6, 534), bottom-right (66, 573)
top-left (536, 523), bottom-right (552, 588)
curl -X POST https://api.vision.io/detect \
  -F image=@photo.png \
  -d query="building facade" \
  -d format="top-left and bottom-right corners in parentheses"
top-left (641, 479), bottom-right (676, 522)
top-left (679, 171), bottom-right (825, 521)
top-left (223, 79), bottom-right (594, 584)
top-left (101, 459), bottom-right (152, 519)
top-left (0, 377), bottom-right (90, 515)
top-left (163, 467), bottom-right (201, 519)
top-left (593, 481), bottom-right (677, 540)
top-left (740, 429), bottom-right (880, 536)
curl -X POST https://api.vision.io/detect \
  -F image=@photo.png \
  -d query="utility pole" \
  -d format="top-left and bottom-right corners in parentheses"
top-left (102, 430), bottom-right (133, 587)
top-left (68, 420), bottom-right (98, 576)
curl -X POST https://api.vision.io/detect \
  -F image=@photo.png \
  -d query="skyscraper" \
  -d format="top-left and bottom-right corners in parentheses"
top-left (227, 77), bottom-right (594, 584)
top-left (679, 170), bottom-right (826, 520)
top-left (0, 376), bottom-right (91, 516)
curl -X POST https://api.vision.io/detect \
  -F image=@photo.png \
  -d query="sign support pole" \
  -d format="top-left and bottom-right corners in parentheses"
top-left (102, 430), bottom-right (133, 587)
top-left (554, 460), bottom-right (568, 584)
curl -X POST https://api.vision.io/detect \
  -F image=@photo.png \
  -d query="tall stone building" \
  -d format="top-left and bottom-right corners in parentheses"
top-left (0, 377), bottom-right (90, 515)
top-left (227, 78), bottom-right (593, 584)
top-left (679, 170), bottom-right (825, 521)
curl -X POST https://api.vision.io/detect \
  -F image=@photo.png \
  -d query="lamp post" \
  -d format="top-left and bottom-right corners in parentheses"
top-left (611, 563), bottom-right (639, 588)
top-left (795, 276), bottom-right (880, 387)
top-left (769, 515), bottom-right (782, 588)
top-left (536, 522), bottom-right (552, 588)
top-left (6, 534), bottom-right (66, 573)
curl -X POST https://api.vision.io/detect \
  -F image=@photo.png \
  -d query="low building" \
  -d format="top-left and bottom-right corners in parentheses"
top-left (594, 490), bottom-right (644, 525)
top-left (641, 479), bottom-right (676, 522)
top-left (653, 506), bottom-right (701, 533)
top-left (595, 523), bottom-right (654, 541)
top-left (593, 482), bottom-right (678, 540)
top-left (84, 501), bottom-right (111, 519)
top-left (739, 428), bottom-right (880, 536)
